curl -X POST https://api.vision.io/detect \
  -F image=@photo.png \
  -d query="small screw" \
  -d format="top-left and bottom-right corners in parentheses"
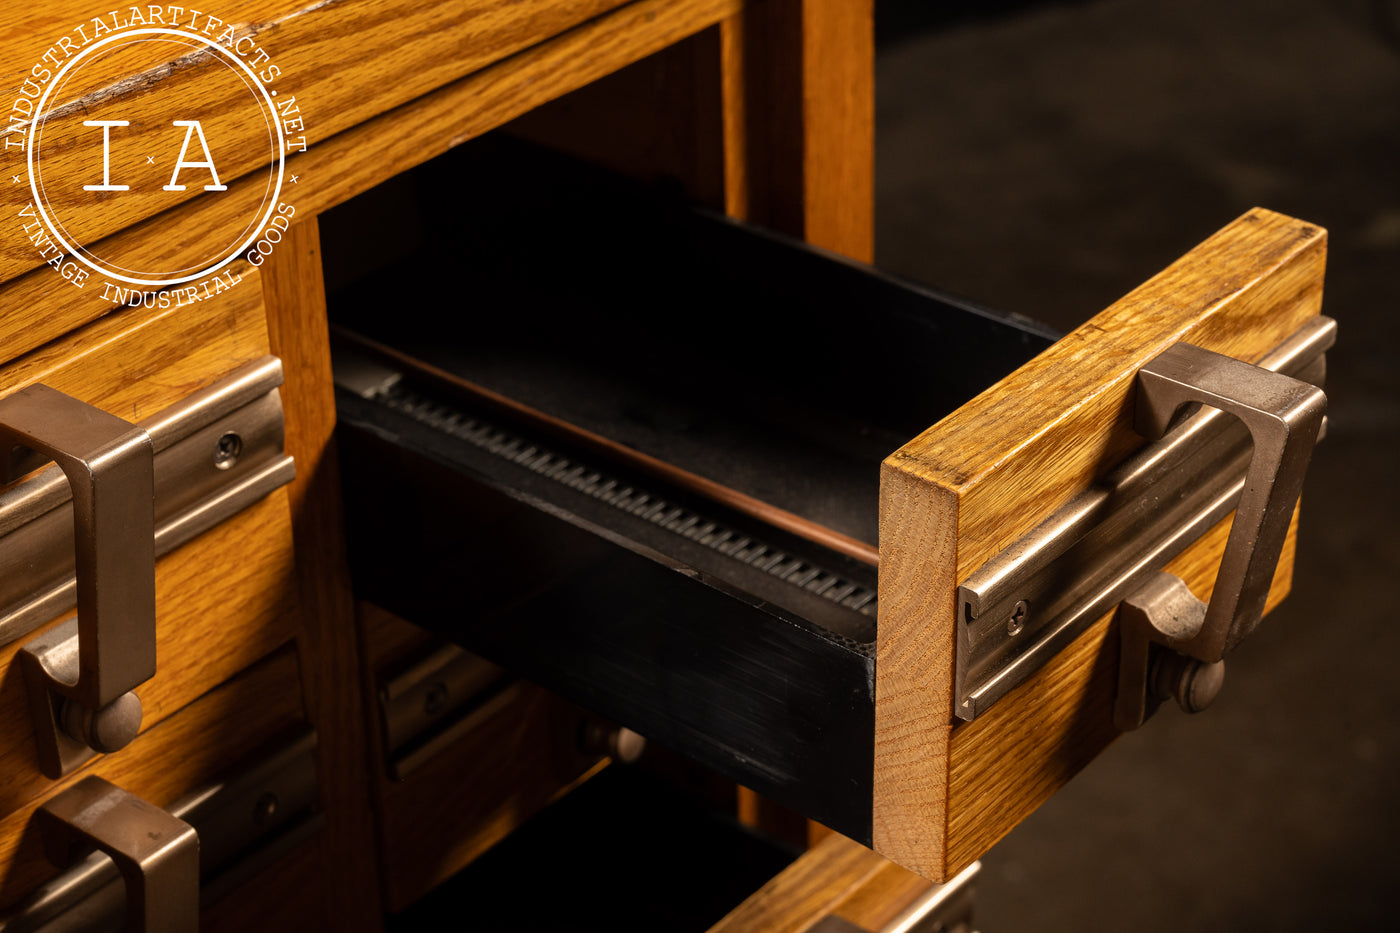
top-left (423, 681), bottom-right (449, 717)
top-left (1007, 600), bottom-right (1029, 636)
top-left (253, 792), bottom-right (278, 824)
top-left (213, 432), bottom-right (242, 470)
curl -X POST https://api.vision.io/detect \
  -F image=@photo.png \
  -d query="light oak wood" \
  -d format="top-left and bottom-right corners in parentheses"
top-left (0, 0), bottom-right (742, 367)
top-left (258, 216), bottom-right (384, 927)
top-left (0, 0), bottom-right (636, 284)
top-left (707, 832), bottom-right (883, 933)
top-left (875, 208), bottom-right (1327, 879)
top-left (718, 0), bottom-right (874, 261)
top-left (707, 832), bottom-right (930, 933)
top-left (943, 506), bottom-right (1299, 871)
top-left (828, 856), bottom-right (937, 932)
top-left (0, 645), bottom-right (306, 910)
top-left (0, 256), bottom-right (264, 386)
top-left (0, 266), bottom-right (299, 816)
top-left (0, 492), bottom-right (298, 815)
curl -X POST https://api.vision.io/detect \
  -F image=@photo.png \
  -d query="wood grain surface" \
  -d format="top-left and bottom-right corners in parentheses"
top-left (942, 506), bottom-right (1300, 872)
top-left (875, 208), bottom-right (1327, 879)
top-left (1, 0), bottom-right (634, 283)
top-left (0, 645), bottom-right (306, 910)
top-left (708, 831), bottom-right (931, 933)
top-left (826, 850), bottom-right (936, 932)
top-left (258, 216), bottom-right (384, 927)
top-left (0, 256), bottom-right (265, 395)
top-left (504, 29), bottom-right (728, 210)
top-left (204, 835), bottom-right (326, 933)
top-left (718, 0), bottom-right (874, 261)
top-left (0, 0), bottom-right (740, 367)
top-left (0, 264), bottom-right (299, 816)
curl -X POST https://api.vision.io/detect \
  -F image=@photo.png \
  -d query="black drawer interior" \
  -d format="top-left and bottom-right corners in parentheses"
top-left (324, 137), bottom-right (1057, 547)
top-left (323, 136), bottom-right (1057, 841)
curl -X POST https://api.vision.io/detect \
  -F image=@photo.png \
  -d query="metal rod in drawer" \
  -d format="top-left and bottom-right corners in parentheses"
top-left (0, 356), bottom-right (296, 649)
top-left (955, 317), bottom-right (1335, 721)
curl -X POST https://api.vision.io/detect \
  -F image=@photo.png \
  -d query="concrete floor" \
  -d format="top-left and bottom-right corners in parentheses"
top-left (875, 0), bottom-right (1399, 929)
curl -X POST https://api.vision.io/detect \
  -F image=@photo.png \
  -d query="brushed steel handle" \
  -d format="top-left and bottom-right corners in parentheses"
top-left (35, 776), bottom-right (199, 933)
top-left (1115, 342), bottom-right (1327, 729)
top-left (0, 384), bottom-right (156, 775)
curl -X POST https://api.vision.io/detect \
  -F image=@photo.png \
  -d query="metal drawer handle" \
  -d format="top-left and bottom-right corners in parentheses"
top-left (0, 384), bottom-right (156, 775)
top-left (35, 776), bottom-right (199, 933)
top-left (4, 729), bottom-right (318, 931)
top-left (1114, 342), bottom-right (1327, 729)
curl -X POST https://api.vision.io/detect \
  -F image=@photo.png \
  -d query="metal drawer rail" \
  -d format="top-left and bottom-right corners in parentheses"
top-left (0, 356), bottom-right (295, 649)
top-left (955, 317), bottom-right (1334, 721)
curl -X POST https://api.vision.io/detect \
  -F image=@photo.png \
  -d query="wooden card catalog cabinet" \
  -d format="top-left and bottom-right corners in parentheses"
top-left (0, 0), bottom-right (1330, 929)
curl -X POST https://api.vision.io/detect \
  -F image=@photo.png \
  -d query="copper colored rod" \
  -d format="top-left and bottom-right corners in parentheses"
top-left (337, 329), bottom-right (881, 567)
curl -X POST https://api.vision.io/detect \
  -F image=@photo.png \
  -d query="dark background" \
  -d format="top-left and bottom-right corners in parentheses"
top-left (875, 0), bottom-right (1399, 929)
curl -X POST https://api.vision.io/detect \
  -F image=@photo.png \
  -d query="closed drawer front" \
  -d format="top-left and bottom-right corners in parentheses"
top-left (0, 0), bottom-right (637, 297)
top-left (0, 646), bottom-right (318, 925)
top-left (326, 139), bottom-right (1327, 883)
top-left (0, 267), bottom-right (301, 808)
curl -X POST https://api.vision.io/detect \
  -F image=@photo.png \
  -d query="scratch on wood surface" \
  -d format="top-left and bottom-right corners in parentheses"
top-left (41, 1), bottom-right (345, 120)
top-left (44, 46), bottom-right (216, 120)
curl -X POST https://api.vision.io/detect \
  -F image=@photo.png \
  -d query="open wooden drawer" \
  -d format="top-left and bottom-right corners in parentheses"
top-left (325, 139), bottom-right (1330, 883)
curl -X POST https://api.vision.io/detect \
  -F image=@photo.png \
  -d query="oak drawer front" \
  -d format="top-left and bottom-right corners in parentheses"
top-left (0, 646), bottom-right (314, 920)
top-left (875, 208), bottom-right (1324, 879)
top-left (1, 0), bottom-right (737, 368)
top-left (0, 266), bottom-right (301, 805)
top-left (0, 0), bottom-right (635, 288)
top-left (361, 605), bottom-right (615, 911)
top-left (325, 143), bottom-right (1325, 880)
